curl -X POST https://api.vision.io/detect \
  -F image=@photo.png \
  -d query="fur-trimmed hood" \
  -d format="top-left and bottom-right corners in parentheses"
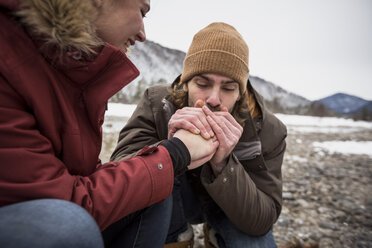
top-left (1, 0), bottom-right (102, 54)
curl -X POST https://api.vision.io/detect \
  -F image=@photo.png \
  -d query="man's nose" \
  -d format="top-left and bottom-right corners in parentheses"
top-left (206, 90), bottom-right (221, 111)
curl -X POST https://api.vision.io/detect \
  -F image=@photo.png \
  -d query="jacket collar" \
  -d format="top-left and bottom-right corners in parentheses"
top-left (81, 43), bottom-right (139, 130)
top-left (0, 0), bottom-right (19, 10)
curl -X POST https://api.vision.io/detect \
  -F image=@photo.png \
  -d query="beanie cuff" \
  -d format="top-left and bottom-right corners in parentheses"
top-left (181, 50), bottom-right (249, 93)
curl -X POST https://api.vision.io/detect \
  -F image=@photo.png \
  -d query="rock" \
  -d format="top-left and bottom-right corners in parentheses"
top-left (278, 216), bottom-right (291, 227)
top-left (318, 238), bottom-right (334, 248)
top-left (297, 199), bottom-right (310, 208)
top-left (101, 116), bottom-right (372, 247)
top-left (283, 192), bottom-right (295, 200)
top-left (319, 221), bottom-right (338, 230)
top-left (272, 128), bottom-right (372, 248)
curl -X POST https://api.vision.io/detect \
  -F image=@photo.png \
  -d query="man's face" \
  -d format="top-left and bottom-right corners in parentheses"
top-left (186, 73), bottom-right (241, 112)
top-left (94, 0), bottom-right (150, 52)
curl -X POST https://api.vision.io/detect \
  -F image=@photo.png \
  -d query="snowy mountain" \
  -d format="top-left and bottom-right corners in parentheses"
top-left (318, 93), bottom-right (368, 114)
top-left (115, 40), bottom-right (310, 112)
top-left (128, 40), bottom-right (184, 84)
top-left (249, 76), bottom-right (310, 109)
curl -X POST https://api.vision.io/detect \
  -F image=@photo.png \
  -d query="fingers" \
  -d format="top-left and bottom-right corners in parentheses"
top-left (203, 106), bottom-right (230, 139)
top-left (221, 106), bottom-right (228, 112)
top-left (194, 99), bottom-right (205, 108)
top-left (206, 114), bottom-right (227, 142)
top-left (168, 119), bottom-right (200, 138)
top-left (214, 111), bottom-right (243, 131)
top-left (203, 105), bottom-right (243, 134)
top-left (204, 105), bottom-right (243, 147)
top-left (170, 107), bottom-right (214, 139)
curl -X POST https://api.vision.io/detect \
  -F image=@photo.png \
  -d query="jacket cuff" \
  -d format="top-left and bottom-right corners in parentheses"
top-left (201, 153), bottom-right (236, 184)
top-left (160, 137), bottom-right (190, 176)
top-left (138, 145), bottom-right (174, 205)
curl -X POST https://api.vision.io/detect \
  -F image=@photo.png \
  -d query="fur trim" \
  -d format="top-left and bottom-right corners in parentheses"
top-left (17, 0), bottom-right (102, 54)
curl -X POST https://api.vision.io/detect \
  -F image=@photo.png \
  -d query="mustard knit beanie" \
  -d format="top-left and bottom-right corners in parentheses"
top-left (181, 22), bottom-right (249, 93)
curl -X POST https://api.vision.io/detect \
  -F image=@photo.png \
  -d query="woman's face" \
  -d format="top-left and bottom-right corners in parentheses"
top-left (94, 0), bottom-right (150, 52)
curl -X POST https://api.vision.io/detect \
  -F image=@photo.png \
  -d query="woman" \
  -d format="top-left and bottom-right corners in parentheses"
top-left (0, 0), bottom-right (218, 247)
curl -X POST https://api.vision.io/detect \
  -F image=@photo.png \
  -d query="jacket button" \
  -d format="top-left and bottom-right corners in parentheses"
top-left (230, 167), bottom-right (234, 173)
top-left (222, 177), bottom-right (227, 183)
top-left (158, 164), bottom-right (163, 170)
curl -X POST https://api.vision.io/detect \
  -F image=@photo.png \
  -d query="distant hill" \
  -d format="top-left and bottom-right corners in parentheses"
top-left (318, 93), bottom-right (368, 114)
top-left (111, 40), bottom-right (311, 113)
top-left (312, 93), bottom-right (372, 121)
top-left (249, 76), bottom-right (310, 113)
top-left (350, 101), bottom-right (372, 121)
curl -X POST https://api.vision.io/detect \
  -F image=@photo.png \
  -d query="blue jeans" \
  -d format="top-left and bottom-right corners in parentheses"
top-left (166, 174), bottom-right (277, 248)
top-left (102, 196), bottom-right (172, 247)
top-left (0, 199), bottom-right (103, 248)
top-left (0, 198), bottom-right (172, 248)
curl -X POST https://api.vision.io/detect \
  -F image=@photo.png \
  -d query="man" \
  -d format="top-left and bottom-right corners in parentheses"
top-left (111, 22), bottom-right (287, 247)
top-left (0, 0), bottom-right (218, 247)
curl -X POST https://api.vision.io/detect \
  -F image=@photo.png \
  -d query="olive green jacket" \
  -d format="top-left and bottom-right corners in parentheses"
top-left (111, 79), bottom-right (287, 236)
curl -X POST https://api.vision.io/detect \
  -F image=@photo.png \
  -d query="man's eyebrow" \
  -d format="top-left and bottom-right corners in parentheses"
top-left (222, 80), bottom-right (239, 85)
top-left (197, 75), bottom-right (211, 81)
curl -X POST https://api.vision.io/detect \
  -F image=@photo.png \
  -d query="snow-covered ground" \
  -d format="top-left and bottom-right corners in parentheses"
top-left (312, 141), bottom-right (372, 157)
top-left (106, 103), bottom-right (137, 117)
top-left (104, 103), bottom-right (372, 158)
top-left (275, 113), bottom-right (372, 157)
top-left (102, 103), bottom-right (372, 247)
top-left (275, 113), bottom-right (372, 134)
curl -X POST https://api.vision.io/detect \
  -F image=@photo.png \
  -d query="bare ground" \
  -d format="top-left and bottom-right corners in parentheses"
top-left (101, 117), bottom-right (372, 248)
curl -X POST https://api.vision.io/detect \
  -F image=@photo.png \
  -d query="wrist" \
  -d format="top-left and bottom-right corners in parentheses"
top-left (210, 158), bottom-right (228, 176)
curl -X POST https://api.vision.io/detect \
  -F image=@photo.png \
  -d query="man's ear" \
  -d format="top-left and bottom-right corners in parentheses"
top-left (237, 92), bottom-right (241, 101)
top-left (182, 82), bottom-right (188, 92)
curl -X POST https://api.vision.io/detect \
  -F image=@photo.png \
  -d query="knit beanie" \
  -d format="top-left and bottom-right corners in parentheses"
top-left (180, 22), bottom-right (249, 93)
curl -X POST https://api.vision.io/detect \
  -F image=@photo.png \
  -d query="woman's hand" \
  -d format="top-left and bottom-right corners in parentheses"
top-left (173, 129), bottom-right (219, 170)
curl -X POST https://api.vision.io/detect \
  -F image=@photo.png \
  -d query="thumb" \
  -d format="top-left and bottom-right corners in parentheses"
top-left (221, 105), bottom-right (228, 112)
top-left (194, 99), bottom-right (205, 108)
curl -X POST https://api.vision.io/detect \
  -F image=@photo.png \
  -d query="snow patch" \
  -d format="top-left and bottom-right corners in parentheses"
top-left (275, 113), bottom-right (372, 133)
top-left (312, 141), bottom-right (372, 157)
top-left (106, 103), bottom-right (137, 117)
top-left (286, 155), bottom-right (307, 163)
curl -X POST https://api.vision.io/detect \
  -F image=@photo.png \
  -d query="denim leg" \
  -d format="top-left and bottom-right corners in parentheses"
top-left (202, 197), bottom-right (277, 248)
top-left (0, 199), bottom-right (103, 248)
top-left (103, 196), bottom-right (173, 248)
top-left (166, 175), bottom-right (204, 243)
top-left (166, 176), bottom-right (188, 243)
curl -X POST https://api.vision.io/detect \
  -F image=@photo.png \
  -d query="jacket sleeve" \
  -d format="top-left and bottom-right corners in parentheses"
top-left (0, 76), bottom-right (173, 231)
top-left (200, 138), bottom-right (286, 236)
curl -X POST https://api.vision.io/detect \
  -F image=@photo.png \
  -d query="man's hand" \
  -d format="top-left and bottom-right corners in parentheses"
top-left (168, 101), bottom-right (214, 140)
top-left (173, 129), bottom-right (219, 170)
top-left (202, 105), bottom-right (243, 175)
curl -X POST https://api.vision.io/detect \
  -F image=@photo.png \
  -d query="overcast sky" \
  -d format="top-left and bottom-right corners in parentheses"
top-left (143, 0), bottom-right (372, 101)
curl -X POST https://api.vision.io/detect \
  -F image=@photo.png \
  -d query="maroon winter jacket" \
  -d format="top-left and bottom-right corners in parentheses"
top-left (0, 0), bottom-right (173, 230)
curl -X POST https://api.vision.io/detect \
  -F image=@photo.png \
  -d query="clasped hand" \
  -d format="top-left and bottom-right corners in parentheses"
top-left (170, 102), bottom-right (243, 173)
